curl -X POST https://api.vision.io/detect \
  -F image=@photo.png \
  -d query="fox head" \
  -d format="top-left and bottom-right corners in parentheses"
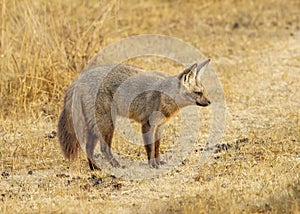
top-left (176, 59), bottom-right (211, 107)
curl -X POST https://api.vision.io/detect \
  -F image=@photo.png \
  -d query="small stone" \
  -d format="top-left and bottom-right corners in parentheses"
top-left (1, 172), bottom-right (10, 178)
top-left (113, 183), bottom-right (122, 190)
top-left (233, 22), bottom-right (240, 29)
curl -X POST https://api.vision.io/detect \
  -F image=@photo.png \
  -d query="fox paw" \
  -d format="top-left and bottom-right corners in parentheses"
top-left (149, 159), bottom-right (159, 169)
top-left (88, 159), bottom-right (100, 171)
top-left (109, 158), bottom-right (120, 168)
top-left (157, 160), bottom-right (166, 165)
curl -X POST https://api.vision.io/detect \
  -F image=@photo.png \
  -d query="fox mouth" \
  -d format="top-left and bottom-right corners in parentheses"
top-left (196, 101), bottom-right (211, 107)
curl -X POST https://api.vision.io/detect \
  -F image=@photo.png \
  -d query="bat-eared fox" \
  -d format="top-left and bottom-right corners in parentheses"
top-left (58, 59), bottom-right (211, 170)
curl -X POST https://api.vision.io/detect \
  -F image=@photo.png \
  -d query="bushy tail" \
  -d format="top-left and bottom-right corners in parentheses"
top-left (57, 85), bottom-right (80, 161)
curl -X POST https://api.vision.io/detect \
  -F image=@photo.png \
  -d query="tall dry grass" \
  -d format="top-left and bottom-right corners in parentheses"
top-left (0, 0), bottom-right (118, 120)
top-left (1, 0), bottom-right (299, 120)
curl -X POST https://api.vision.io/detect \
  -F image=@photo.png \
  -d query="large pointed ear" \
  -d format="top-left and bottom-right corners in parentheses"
top-left (196, 59), bottom-right (210, 80)
top-left (178, 63), bottom-right (197, 81)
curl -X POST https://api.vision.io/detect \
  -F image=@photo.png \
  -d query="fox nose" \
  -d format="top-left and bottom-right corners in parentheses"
top-left (208, 100), bottom-right (211, 105)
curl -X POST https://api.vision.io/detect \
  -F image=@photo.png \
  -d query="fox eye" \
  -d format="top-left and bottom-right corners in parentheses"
top-left (195, 91), bottom-right (203, 96)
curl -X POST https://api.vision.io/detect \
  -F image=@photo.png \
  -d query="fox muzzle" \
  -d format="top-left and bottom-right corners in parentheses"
top-left (196, 100), bottom-right (211, 107)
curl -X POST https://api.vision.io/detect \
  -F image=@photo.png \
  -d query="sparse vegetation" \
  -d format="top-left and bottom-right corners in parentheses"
top-left (1, 0), bottom-right (299, 213)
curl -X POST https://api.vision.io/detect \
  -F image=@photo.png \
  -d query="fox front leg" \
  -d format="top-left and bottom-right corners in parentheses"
top-left (154, 124), bottom-right (166, 165)
top-left (141, 121), bottom-right (158, 168)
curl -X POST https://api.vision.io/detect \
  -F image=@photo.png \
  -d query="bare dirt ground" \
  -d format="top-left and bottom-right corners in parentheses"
top-left (1, 0), bottom-right (299, 213)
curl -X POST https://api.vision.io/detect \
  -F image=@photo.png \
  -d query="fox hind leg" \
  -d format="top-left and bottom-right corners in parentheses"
top-left (99, 120), bottom-right (120, 168)
top-left (86, 133), bottom-right (100, 170)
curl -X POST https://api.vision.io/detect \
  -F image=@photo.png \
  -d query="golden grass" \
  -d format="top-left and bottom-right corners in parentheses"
top-left (1, 0), bottom-right (300, 213)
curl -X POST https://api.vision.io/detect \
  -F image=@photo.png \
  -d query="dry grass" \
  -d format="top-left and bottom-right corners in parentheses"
top-left (1, 0), bottom-right (300, 213)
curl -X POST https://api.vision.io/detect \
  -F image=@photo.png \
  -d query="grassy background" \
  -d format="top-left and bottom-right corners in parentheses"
top-left (1, 0), bottom-right (300, 213)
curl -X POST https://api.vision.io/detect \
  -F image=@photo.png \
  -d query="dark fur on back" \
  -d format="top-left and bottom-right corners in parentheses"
top-left (57, 84), bottom-right (80, 160)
